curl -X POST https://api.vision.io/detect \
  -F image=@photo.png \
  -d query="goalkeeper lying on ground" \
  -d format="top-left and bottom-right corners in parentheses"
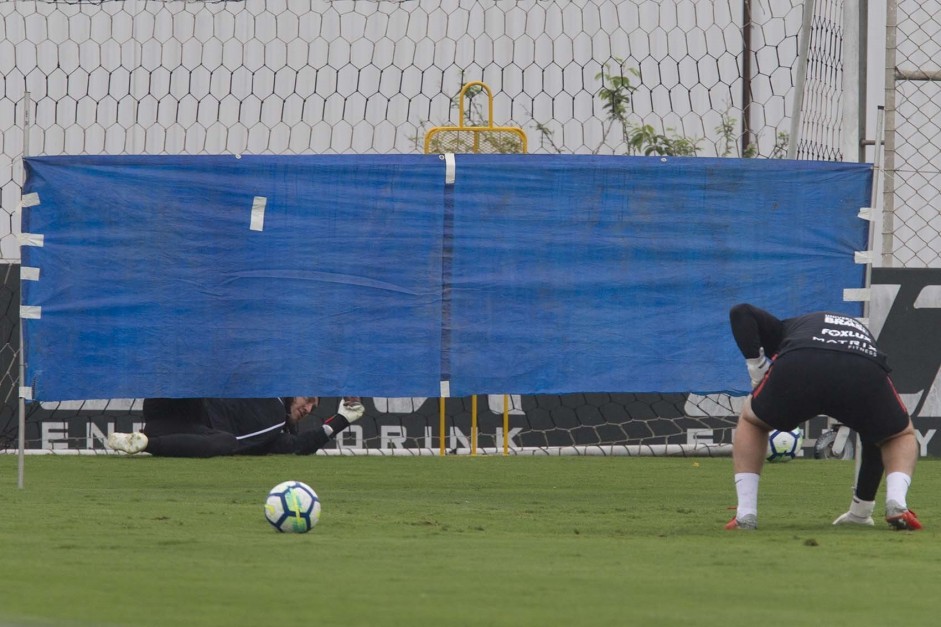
top-left (106, 396), bottom-right (364, 457)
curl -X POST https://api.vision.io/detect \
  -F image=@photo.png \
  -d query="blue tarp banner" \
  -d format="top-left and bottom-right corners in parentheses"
top-left (22, 154), bottom-right (870, 400)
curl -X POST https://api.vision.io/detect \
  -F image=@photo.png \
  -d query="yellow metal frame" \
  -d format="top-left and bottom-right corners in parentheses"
top-left (428, 81), bottom-right (524, 458)
top-left (423, 81), bottom-right (528, 155)
top-left (438, 394), bottom-right (510, 457)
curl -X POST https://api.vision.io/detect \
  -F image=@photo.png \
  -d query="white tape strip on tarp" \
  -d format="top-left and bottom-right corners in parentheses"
top-left (444, 153), bottom-right (455, 185)
top-left (250, 196), bottom-right (267, 231)
top-left (20, 192), bottom-right (40, 208)
top-left (20, 305), bottom-right (42, 319)
top-left (843, 288), bottom-right (870, 302)
top-left (18, 233), bottom-right (44, 247)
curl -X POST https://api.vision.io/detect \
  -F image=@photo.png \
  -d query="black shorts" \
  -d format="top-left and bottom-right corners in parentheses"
top-left (750, 349), bottom-right (909, 444)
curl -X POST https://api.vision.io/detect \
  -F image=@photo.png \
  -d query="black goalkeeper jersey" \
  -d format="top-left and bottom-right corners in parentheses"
top-left (730, 304), bottom-right (891, 372)
top-left (778, 311), bottom-right (888, 369)
top-left (202, 397), bottom-right (289, 453)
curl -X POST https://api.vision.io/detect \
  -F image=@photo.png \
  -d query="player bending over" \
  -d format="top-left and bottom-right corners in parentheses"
top-left (106, 396), bottom-right (365, 457)
top-left (726, 303), bottom-right (921, 531)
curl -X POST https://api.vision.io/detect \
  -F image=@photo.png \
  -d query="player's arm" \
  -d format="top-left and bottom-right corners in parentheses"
top-left (833, 439), bottom-right (883, 526)
top-left (729, 303), bottom-right (785, 387)
top-left (292, 397), bottom-right (366, 456)
top-left (249, 399), bottom-right (367, 455)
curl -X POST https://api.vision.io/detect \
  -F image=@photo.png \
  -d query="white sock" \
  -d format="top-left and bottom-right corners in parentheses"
top-left (322, 424), bottom-right (334, 437)
top-left (848, 497), bottom-right (875, 519)
top-left (734, 472), bottom-right (760, 518)
top-left (885, 472), bottom-right (911, 509)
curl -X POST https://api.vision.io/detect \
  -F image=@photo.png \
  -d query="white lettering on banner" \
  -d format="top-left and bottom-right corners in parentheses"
top-left (41, 422), bottom-right (69, 449)
top-left (449, 427), bottom-right (471, 450)
top-left (686, 429), bottom-right (714, 445)
top-left (378, 426), bottom-right (523, 449)
top-left (380, 425), bottom-right (408, 449)
top-left (372, 426), bottom-right (524, 449)
top-left (87, 422), bottom-right (111, 448)
top-left (487, 394), bottom-right (526, 415)
top-left (424, 426), bottom-right (434, 448)
top-left (914, 429), bottom-right (936, 457)
top-left (371, 397), bottom-right (429, 413)
top-left (335, 425), bottom-right (364, 449)
top-left (494, 427), bottom-right (523, 447)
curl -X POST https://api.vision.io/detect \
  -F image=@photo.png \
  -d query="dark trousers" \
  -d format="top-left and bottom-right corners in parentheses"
top-left (141, 398), bottom-right (238, 458)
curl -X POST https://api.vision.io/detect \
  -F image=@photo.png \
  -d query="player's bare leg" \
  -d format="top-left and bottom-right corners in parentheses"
top-left (733, 397), bottom-right (772, 474)
top-left (879, 421), bottom-right (917, 477)
top-left (878, 421), bottom-right (922, 530)
top-left (727, 397), bottom-right (771, 529)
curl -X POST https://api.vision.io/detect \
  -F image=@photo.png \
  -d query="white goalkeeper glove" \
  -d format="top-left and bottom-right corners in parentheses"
top-left (832, 497), bottom-right (875, 526)
top-left (745, 347), bottom-right (771, 388)
top-left (338, 397), bottom-right (365, 423)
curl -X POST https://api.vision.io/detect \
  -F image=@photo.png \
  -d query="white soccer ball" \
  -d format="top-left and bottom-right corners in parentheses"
top-left (766, 428), bottom-right (803, 463)
top-left (264, 480), bottom-right (321, 533)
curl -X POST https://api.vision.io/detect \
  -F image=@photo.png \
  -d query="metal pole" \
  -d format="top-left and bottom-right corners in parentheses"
top-left (741, 0), bottom-right (753, 157)
top-left (18, 90), bottom-right (31, 490)
top-left (881, 0), bottom-right (898, 268)
top-left (841, 0), bottom-right (864, 163)
top-left (502, 394), bottom-right (509, 456)
top-left (787, 0), bottom-right (816, 159)
top-left (862, 103), bottom-right (885, 326)
top-left (439, 397), bottom-right (446, 456)
top-left (471, 394), bottom-right (477, 456)
top-left (857, 0), bottom-right (869, 164)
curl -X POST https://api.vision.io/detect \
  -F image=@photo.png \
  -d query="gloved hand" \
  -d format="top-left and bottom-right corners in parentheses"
top-left (338, 397), bottom-right (365, 423)
top-left (745, 347), bottom-right (771, 388)
top-left (832, 497), bottom-right (875, 526)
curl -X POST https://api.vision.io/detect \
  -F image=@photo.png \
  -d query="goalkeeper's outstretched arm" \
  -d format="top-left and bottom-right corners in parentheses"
top-left (288, 397), bottom-right (366, 455)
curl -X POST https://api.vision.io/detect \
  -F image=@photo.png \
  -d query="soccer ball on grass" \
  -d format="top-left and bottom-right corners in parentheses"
top-left (264, 480), bottom-right (321, 533)
top-left (766, 428), bottom-right (803, 463)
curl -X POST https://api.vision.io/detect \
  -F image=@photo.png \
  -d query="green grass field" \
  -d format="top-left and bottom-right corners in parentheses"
top-left (1, 454), bottom-right (936, 626)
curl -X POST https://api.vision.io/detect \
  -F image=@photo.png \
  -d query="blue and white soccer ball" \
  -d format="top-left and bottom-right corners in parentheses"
top-left (766, 428), bottom-right (804, 463)
top-left (264, 480), bottom-right (321, 533)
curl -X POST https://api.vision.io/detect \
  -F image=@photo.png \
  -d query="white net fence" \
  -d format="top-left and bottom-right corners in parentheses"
top-left (0, 0), bottom-right (854, 453)
top-left (1, 0), bottom-right (852, 257)
top-left (882, 0), bottom-right (941, 268)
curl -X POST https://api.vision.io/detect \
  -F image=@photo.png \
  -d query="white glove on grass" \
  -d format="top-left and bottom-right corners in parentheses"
top-left (746, 347), bottom-right (771, 388)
